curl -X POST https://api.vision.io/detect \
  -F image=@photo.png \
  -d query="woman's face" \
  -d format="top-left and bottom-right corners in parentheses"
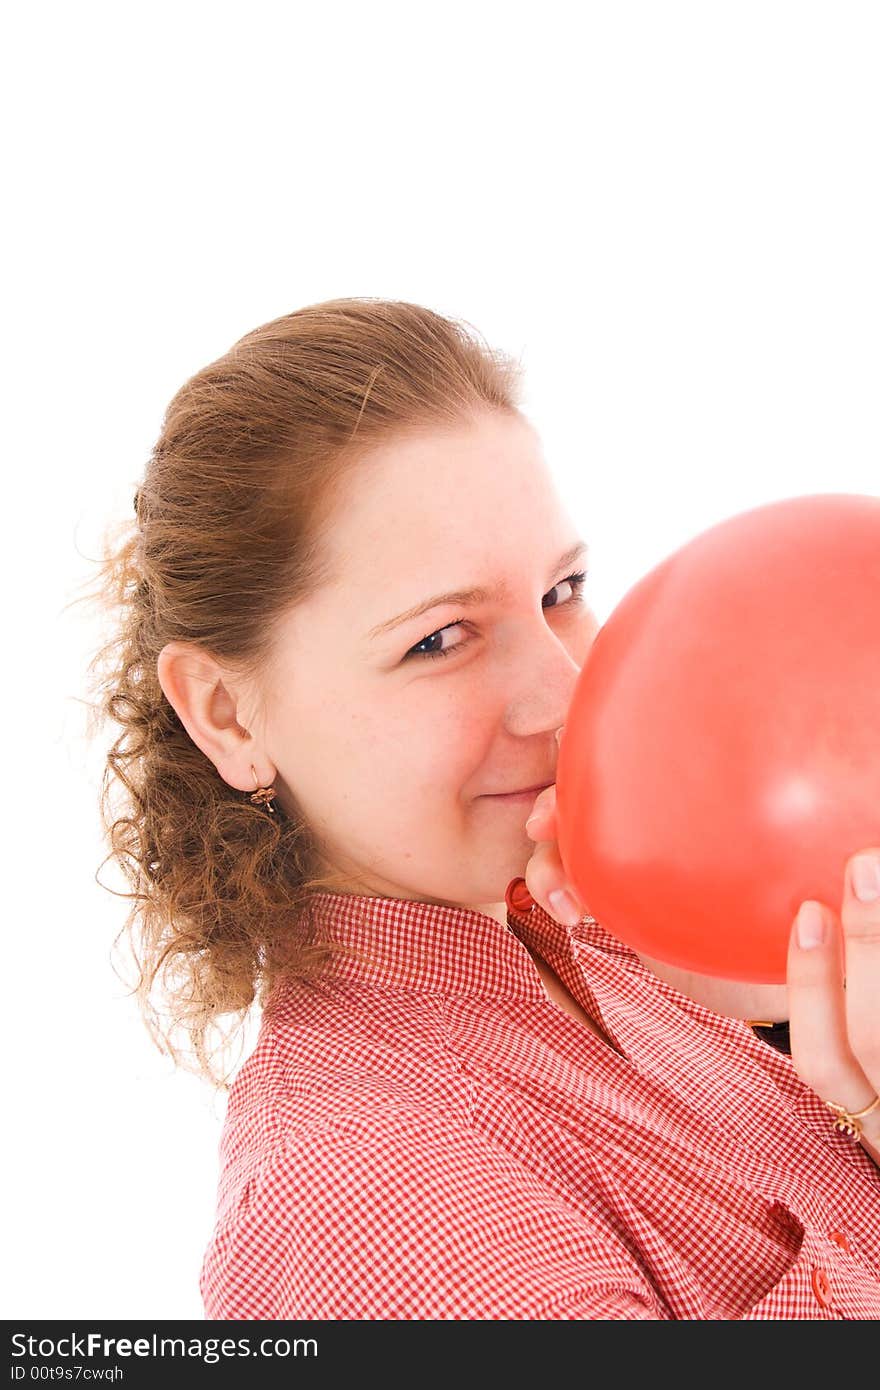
top-left (261, 407), bottom-right (600, 918)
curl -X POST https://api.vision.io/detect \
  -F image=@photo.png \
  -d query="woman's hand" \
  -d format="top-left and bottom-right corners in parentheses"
top-left (786, 849), bottom-right (880, 1166)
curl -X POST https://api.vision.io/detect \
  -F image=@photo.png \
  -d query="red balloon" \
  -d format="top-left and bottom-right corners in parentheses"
top-left (556, 493), bottom-right (880, 983)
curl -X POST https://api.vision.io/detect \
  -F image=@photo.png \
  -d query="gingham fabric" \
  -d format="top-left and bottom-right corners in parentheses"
top-left (199, 887), bottom-right (880, 1320)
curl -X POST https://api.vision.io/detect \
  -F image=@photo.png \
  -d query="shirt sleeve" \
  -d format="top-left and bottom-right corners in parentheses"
top-left (200, 1104), bottom-right (663, 1320)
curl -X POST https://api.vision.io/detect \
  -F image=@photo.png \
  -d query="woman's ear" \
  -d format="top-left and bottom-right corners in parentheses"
top-left (156, 641), bottom-right (263, 793)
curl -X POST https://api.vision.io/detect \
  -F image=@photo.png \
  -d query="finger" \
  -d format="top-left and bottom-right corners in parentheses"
top-left (787, 901), bottom-right (880, 1157)
top-left (787, 902), bottom-right (856, 1097)
top-left (524, 728), bottom-right (564, 840)
top-left (525, 783), bottom-right (557, 842)
top-left (840, 848), bottom-right (880, 1092)
top-left (523, 835), bottom-right (589, 928)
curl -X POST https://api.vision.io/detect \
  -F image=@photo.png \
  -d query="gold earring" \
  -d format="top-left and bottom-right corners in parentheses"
top-left (249, 763), bottom-right (278, 813)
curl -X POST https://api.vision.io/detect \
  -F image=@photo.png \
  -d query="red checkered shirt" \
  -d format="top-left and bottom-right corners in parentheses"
top-left (199, 886), bottom-right (880, 1319)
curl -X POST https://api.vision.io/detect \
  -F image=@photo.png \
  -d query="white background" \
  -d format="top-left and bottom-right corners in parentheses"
top-left (2, 0), bottom-right (878, 1320)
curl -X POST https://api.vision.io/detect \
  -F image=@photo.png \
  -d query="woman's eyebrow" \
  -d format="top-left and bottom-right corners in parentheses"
top-left (368, 540), bottom-right (589, 640)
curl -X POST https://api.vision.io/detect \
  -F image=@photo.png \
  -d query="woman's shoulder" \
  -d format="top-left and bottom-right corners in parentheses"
top-left (220, 980), bottom-right (470, 1152)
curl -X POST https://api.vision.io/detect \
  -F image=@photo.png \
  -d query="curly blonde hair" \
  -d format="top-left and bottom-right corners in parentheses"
top-left (79, 297), bottom-right (525, 1090)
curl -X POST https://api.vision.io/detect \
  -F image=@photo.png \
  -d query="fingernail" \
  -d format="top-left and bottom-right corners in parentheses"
top-left (796, 901), bottom-right (826, 949)
top-left (549, 888), bottom-right (581, 927)
top-left (851, 853), bottom-right (880, 903)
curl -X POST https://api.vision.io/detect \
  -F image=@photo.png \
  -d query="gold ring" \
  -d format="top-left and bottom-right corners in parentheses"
top-left (824, 1093), bottom-right (880, 1140)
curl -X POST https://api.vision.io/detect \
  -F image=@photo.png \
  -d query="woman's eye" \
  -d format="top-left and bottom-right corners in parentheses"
top-left (405, 570), bottom-right (588, 662)
top-left (544, 570), bottom-right (588, 610)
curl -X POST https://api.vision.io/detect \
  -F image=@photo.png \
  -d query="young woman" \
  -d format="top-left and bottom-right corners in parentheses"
top-left (91, 297), bottom-right (880, 1319)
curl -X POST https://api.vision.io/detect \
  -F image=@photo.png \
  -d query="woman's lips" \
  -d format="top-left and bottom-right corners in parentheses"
top-left (481, 780), bottom-right (554, 802)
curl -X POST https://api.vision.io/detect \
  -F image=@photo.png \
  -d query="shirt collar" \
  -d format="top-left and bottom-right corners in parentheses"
top-left (299, 881), bottom-right (577, 1001)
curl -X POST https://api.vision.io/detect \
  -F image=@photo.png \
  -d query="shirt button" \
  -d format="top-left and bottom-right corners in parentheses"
top-left (811, 1265), bottom-right (832, 1308)
top-left (828, 1229), bottom-right (851, 1254)
top-left (505, 876), bottom-right (536, 914)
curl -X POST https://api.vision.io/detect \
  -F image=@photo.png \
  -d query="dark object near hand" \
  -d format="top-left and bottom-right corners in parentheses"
top-left (749, 1020), bottom-right (792, 1055)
